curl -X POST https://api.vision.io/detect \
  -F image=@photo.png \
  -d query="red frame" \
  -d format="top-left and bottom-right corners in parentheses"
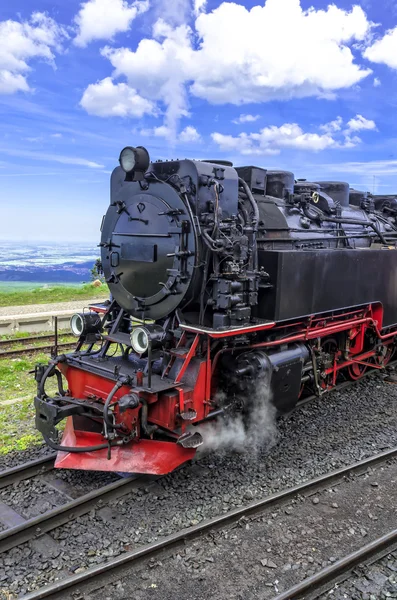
top-left (57, 301), bottom-right (396, 474)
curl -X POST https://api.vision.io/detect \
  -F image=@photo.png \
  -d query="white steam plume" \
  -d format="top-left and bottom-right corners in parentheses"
top-left (196, 374), bottom-right (278, 455)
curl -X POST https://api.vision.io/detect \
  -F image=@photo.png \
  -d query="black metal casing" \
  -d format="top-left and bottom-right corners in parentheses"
top-left (101, 161), bottom-right (239, 321)
top-left (100, 158), bottom-right (397, 330)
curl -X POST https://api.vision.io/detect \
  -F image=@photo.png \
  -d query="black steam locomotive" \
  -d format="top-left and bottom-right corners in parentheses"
top-left (34, 146), bottom-right (397, 474)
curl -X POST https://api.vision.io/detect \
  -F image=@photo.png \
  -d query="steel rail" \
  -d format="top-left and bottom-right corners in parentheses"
top-left (0, 335), bottom-right (60, 347)
top-left (271, 529), bottom-right (397, 600)
top-left (0, 342), bottom-right (76, 359)
top-left (19, 446), bottom-right (397, 600)
top-left (0, 473), bottom-right (151, 554)
top-left (0, 454), bottom-right (56, 490)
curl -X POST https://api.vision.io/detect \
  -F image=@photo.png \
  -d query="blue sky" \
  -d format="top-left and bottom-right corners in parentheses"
top-left (1, 0), bottom-right (397, 242)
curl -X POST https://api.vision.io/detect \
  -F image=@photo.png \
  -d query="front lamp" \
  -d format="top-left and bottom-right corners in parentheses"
top-left (70, 312), bottom-right (102, 337)
top-left (130, 325), bottom-right (165, 355)
top-left (119, 146), bottom-right (150, 179)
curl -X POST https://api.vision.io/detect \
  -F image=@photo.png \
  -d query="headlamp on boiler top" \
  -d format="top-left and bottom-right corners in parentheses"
top-left (119, 146), bottom-right (150, 179)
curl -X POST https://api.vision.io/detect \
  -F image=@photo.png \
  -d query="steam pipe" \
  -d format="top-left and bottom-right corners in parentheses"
top-left (301, 204), bottom-right (388, 245)
top-left (238, 178), bottom-right (259, 231)
top-left (211, 316), bottom-right (384, 375)
top-left (43, 434), bottom-right (117, 453)
top-left (103, 380), bottom-right (124, 429)
top-left (320, 215), bottom-right (388, 245)
top-left (55, 370), bottom-right (66, 396)
top-left (235, 364), bottom-right (255, 377)
top-left (202, 228), bottom-right (224, 252)
top-left (139, 398), bottom-right (158, 436)
top-left (38, 355), bottom-right (67, 398)
top-left (238, 177), bottom-right (259, 271)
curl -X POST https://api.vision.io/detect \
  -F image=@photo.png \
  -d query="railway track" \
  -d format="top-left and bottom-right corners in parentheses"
top-left (0, 341), bottom-right (77, 359)
top-left (0, 458), bottom-right (155, 556)
top-left (7, 445), bottom-right (396, 600)
top-left (0, 365), bottom-right (395, 598)
top-left (0, 332), bottom-right (78, 359)
top-left (272, 529), bottom-right (397, 599)
top-left (0, 335), bottom-right (60, 347)
top-left (0, 454), bottom-right (56, 490)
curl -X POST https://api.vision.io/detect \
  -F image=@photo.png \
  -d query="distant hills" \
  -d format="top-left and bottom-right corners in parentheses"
top-left (0, 260), bottom-right (94, 282)
top-left (0, 242), bottom-right (98, 283)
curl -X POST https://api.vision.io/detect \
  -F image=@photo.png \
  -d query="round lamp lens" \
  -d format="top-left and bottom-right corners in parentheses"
top-left (70, 314), bottom-right (84, 337)
top-left (131, 327), bottom-right (149, 354)
top-left (119, 147), bottom-right (136, 173)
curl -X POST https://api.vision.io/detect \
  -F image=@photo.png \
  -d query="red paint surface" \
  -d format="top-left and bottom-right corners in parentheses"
top-left (53, 302), bottom-right (397, 475)
top-left (55, 418), bottom-right (196, 474)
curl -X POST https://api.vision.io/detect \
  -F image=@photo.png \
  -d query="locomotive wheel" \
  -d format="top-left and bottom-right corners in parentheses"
top-left (347, 345), bottom-right (394, 380)
top-left (347, 362), bottom-right (367, 380)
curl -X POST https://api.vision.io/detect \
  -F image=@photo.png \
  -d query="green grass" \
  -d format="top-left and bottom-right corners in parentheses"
top-left (0, 330), bottom-right (74, 346)
top-left (0, 398), bottom-right (43, 454)
top-left (0, 282), bottom-right (108, 307)
top-left (0, 333), bottom-right (102, 454)
top-left (0, 352), bottom-right (55, 454)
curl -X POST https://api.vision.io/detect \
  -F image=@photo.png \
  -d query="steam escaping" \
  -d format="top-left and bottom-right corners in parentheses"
top-left (196, 374), bottom-right (278, 455)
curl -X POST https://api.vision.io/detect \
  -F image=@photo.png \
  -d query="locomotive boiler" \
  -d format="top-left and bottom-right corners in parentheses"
top-left (34, 145), bottom-right (397, 474)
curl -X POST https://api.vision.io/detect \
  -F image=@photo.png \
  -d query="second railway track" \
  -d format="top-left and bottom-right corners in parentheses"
top-left (0, 335), bottom-right (61, 348)
top-left (0, 333), bottom-right (78, 359)
top-left (0, 342), bottom-right (77, 359)
top-left (1, 366), bottom-right (396, 599)
top-left (2, 445), bottom-right (395, 600)
top-left (0, 458), bottom-right (155, 555)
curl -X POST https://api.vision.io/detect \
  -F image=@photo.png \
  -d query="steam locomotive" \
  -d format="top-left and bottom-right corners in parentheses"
top-left (34, 145), bottom-right (397, 474)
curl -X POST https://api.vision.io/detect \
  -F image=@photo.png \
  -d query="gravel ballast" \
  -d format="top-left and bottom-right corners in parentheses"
top-left (0, 444), bottom-right (53, 472)
top-left (0, 374), bottom-right (396, 597)
top-left (66, 456), bottom-right (397, 600)
top-left (321, 552), bottom-right (397, 599)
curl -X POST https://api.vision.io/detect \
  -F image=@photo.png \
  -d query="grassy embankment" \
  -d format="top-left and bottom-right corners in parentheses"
top-left (0, 352), bottom-right (59, 454)
top-left (0, 332), bottom-right (76, 454)
top-left (0, 282), bottom-right (108, 454)
top-left (0, 282), bottom-right (108, 307)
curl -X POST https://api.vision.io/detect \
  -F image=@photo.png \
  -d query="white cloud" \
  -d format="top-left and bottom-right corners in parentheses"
top-left (153, 0), bottom-right (206, 25)
top-left (373, 77), bottom-right (381, 87)
top-left (101, 19), bottom-right (192, 139)
top-left (0, 72), bottom-right (29, 95)
top-left (140, 124), bottom-right (201, 142)
top-left (155, 0), bottom-right (191, 26)
top-left (212, 124), bottom-right (338, 155)
top-left (193, 0), bottom-right (207, 16)
top-left (0, 147), bottom-right (104, 168)
top-left (364, 26), bottom-right (397, 69)
top-left (85, 0), bottom-right (374, 139)
top-left (211, 132), bottom-right (272, 155)
top-left (179, 125), bottom-right (201, 142)
top-left (51, 133), bottom-right (63, 138)
top-left (190, 2), bottom-right (372, 105)
top-left (321, 159), bottom-right (397, 176)
top-left (74, 0), bottom-right (149, 47)
top-left (0, 12), bottom-right (67, 95)
top-left (319, 116), bottom-right (343, 134)
top-left (345, 114), bottom-right (377, 132)
top-left (233, 114), bottom-right (260, 124)
top-left (342, 134), bottom-right (362, 148)
top-left (212, 115), bottom-right (376, 155)
top-left (140, 125), bottom-right (171, 138)
top-left (80, 77), bottom-right (155, 117)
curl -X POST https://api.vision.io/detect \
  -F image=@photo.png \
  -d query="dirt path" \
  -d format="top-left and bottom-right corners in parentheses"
top-left (0, 299), bottom-right (106, 318)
